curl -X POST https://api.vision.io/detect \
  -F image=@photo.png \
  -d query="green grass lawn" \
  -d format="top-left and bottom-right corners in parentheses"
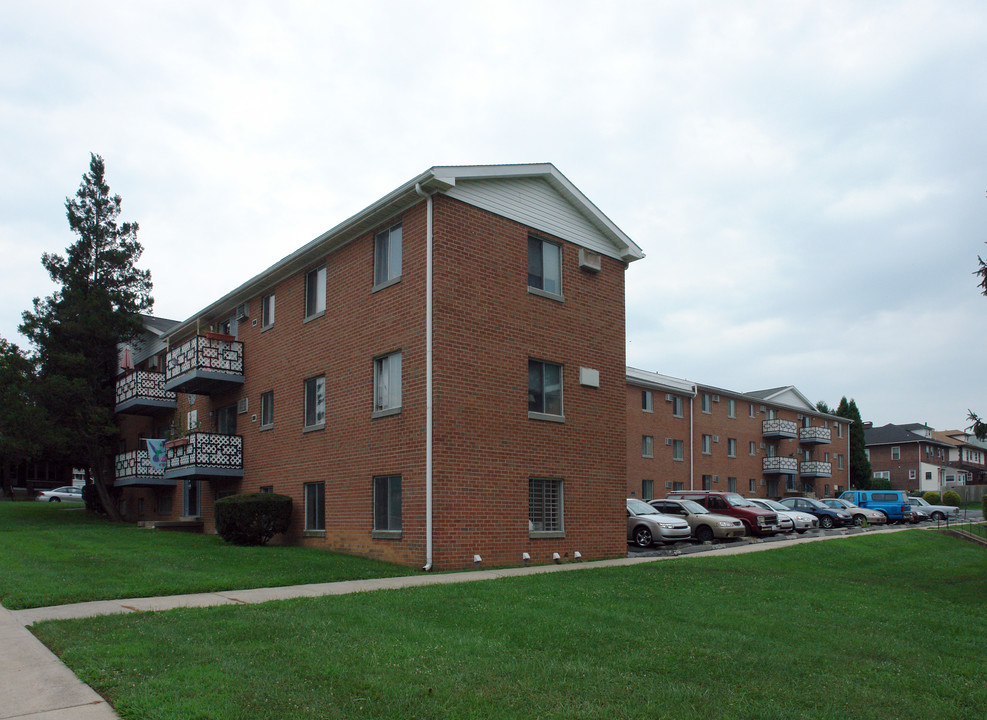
top-left (954, 521), bottom-right (986, 539)
top-left (30, 532), bottom-right (987, 720)
top-left (0, 502), bottom-right (416, 609)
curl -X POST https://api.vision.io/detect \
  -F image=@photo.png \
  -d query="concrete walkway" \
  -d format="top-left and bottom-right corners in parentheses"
top-left (0, 523), bottom-right (936, 719)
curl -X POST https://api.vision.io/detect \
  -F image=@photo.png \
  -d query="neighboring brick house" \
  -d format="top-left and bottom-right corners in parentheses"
top-left (863, 423), bottom-right (953, 492)
top-left (931, 429), bottom-right (987, 486)
top-left (113, 163), bottom-right (644, 571)
top-left (627, 369), bottom-right (851, 500)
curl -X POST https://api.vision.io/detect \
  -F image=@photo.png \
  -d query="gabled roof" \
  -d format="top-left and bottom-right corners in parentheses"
top-left (864, 423), bottom-right (952, 448)
top-left (165, 163), bottom-right (643, 342)
top-left (743, 386), bottom-right (818, 414)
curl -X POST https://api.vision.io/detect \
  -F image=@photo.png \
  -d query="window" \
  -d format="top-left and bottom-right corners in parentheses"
top-left (527, 236), bottom-right (562, 297)
top-left (749, 478), bottom-right (757, 493)
top-left (156, 495), bottom-right (172, 515)
top-left (374, 222), bottom-right (402, 287)
top-left (304, 376), bottom-right (325, 429)
top-left (182, 479), bottom-right (200, 517)
top-left (642, 479), bottom-right (653, 500)
top-left (529, 477), bottom-right (563, 534)
top-left (786, 475), bottom-right (797, 492)
top-left (260, 391), bottom-right (273, 429)
top-left (305, 266), bottom-right (326, 319)
top-left (837, 424), bottom-right (844, 438)
top-left (701, 393), bottom-right (711, 413)
top-left (925, 471), bottom-right (932, 480)
top-left (891, 446), bottom-right (900, 460)
top-left (823, 452), bottom-right (830, 462)
top-left (837, 454), bottom-right (845, 470)
top-left (373, 475), bottom-right (402, 534)
top-left (374, 351), bottom-right (402, 415)
top-left (865, 448), bottom-right (871, 460)
top-left (671, 396), bottom-right (683, 417)
top-left (259, 486), bottom-right (273, 493)
top-left (642, 390), bottom-right (653, 412)
top-left (261, 293), bottom-right (275, 328)
top-left (528, 359), bottom-right (563, 418)
top-left (672, 439), bottom-right (684, 461)
top-left (642, 435), bottom-right (654, 458)
top-left (727, 438), bottom-right (737, 457)
top-left (727, 399), bottom-right (736, 418)
top-left (304, 482), bottom-right (325, 532)
top-left (908, 469), bottom-right (917, 480)
top-left (702, 434), bottom-right (712, 454)
top-left (673, 481), bottom-right (684, 491)
top-left (749, 403), bottom-right (756, 418)
top-left (728, 477), bottom-right (737, 492)
top-left (749, 441), bottom-right (757, 456)
top-left (702, 474), bottom-right (712, 490)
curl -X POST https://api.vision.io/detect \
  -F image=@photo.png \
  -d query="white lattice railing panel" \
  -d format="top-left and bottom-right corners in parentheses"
top-left (115, 450), bottom-right (163, 480)
top-left (116, 371), bottom-right (176, 405)
top-left (799, 426), bottom-right (832, 444)
top-left (167, 432), bottom-right (243, 473)
top-left (762, 456), bottom-right (799, 473)
top-left (165, 335), bottom-right (244, 382)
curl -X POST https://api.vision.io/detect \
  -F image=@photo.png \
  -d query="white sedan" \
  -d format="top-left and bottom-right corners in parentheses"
top-left (821, 498), bottom-right (887, 526)
top-left (36, 486), bottom-right (84, 503)
top-left (907, 496), bottom-right (960, 522)
top-left (749, 498), bottom-right (819, 533)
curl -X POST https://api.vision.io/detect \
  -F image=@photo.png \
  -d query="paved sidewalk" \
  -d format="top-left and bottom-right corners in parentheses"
top-left (0, 524), bottom-right (920, 719)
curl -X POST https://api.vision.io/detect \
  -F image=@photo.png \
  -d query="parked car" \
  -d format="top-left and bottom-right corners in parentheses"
top-left (666, 490), bottom-right (781, 536)
top-left (627, 499), bottom-right (692, 547)
top-left (749, 498), bottom-right (818, 533)
top-left (838, 490), bottom-right (912, 523)
top-left (35, 486), bottom-right (84, 503)
top-left (907, 496), bottom-right (960, 522)
top-left (778, 497), bottom-right (853, 529)
top-left (819, 498), bottom-right (887, 526)
top-left (909, 507), bottom-right (930, 523)
top-left (648, 497), bottom-right (746, 543)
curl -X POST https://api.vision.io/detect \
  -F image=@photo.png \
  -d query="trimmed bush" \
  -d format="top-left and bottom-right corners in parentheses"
top-left (942, 490), bottom-right (961, 507)
top-left (982, 494), bottom-right (987, 517)
top-left (922, 491), bottom-right (941, 504)
top-left (215, 493), bottom-right (292, 546)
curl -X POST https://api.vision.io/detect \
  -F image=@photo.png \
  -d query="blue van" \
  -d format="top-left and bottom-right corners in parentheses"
top-left (839, 490), bottom-right (912, 523)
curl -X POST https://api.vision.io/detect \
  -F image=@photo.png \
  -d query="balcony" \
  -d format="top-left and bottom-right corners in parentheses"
top-left (763, 456), bottom-right (799, 474)
top-left (114, 450), bottom-right (175, 488)
top-left (115, 370), bottom-right (178, 415)
top-left (799, 426), bottom-right (832, 445)
top-left (163, 432), bottom-right (243, 480)
top-left (164, 334), bottom-right (244, 396)
top-left (800, 460), bottom-right (832, 478)
top-left (762, 418), bottom-right (798, 439)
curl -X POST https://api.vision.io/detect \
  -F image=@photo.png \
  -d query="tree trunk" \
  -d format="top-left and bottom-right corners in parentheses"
top-left (0, 460), bottom-right (12, 499)
top-left (89, 461), bottom-right (123, 522)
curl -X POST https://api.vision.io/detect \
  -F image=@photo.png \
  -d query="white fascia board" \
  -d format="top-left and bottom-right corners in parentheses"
top-left (626, 367), bottom-right (697, 396)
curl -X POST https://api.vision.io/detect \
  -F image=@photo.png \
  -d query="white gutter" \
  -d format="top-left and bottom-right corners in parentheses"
top-left (416, 183), bottom-right (434, 571)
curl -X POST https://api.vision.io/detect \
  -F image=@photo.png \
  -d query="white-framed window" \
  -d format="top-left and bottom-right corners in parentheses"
top-left (305, 266), bottom-right (326, 319)
top-left (925, 471), bottom-right (932, 480)
top-left (261, 293), bottom-right (275, 328)
top-left (728, 477), bottom-right (737, 492)
top-left (838, 454), bottom-right (845, 470)
top-left (727, 399), bottom-right (736, 418)
top-left (528, 359), bottom-right (563, 419)
top-left (304, 375), bottom-right (325, 429)
top-left (701, 393), bottom-right (711, 413)
top-left (642, 435), bottom-right (654, 458)
top-left (642, 390), bottom-right (653, 412)
top-left (373, 351), bottom-right (402, 415)
top-left (527, 235), bottom-right (562, 297)
top-left (749, 441), bottom-right (757, 456)
top-left (891, 446), bottom-right (900, 460)
top-left (260, 390), bottom-right (274, 429)
top-left (373, 474), bottom-right (402, 534)
top-left (908, 469), bottom-right (917, 480)
top-left (865, 448), bottom-right (871, 460)
top-left (642, 479), bottom-right (653, 501)
top-left (529, 477), bottom-right (564, 535)
top-left (824, 452), bottom-right (830, 462)
top-left (727, 438), bottom-right (737, 457)
top-left (749, 403), bottom-right (756, 418)
top-left (304, 482), bottom-right (325, 532)
top-left (672, 396), bottom-right (683, 417)
top-left (374, 222), bottom-right (402, 288)
top-left (837, 423), bottom-right (844, 438)
top-left (749, 478), bottom-right (756, 493)
top-left (673, 439), bottom-right (684, 461)
top-left (702, 434), bottom-right (712, 454)
top-left (702, 474), bottom-right (712, 490)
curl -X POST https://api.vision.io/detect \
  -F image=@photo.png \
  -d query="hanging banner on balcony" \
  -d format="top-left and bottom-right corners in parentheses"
top-left (145, 439), bottom-right (168, 471)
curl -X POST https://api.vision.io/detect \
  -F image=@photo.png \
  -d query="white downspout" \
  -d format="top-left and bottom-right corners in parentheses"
top-left (416, 183), bottom-right (434, 571)
top-left (689, 395), bottom-right (695, 490)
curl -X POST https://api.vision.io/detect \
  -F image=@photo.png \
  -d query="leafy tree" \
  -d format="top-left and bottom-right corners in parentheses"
top-left (970, 246), bottom-right (987, 440)
top-left (826, 397), bottom-right (873, 490)
top-left (0, 337), bottom-right (44, 499)
top-left (19, 154), bottom-right (152, 519)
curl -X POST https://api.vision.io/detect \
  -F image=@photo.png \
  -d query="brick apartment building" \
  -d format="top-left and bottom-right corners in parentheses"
top-left (932, 429), bottom-right (987, 485)
top-left (626, 368), bottom-right (851, 500)
top-left (113, 163), bottom-right (644, 571)
top-left (864, 422), bottom-right (958, 492)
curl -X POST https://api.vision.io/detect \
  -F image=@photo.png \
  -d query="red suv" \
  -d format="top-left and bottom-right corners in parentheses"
top-left (667, 491), bottom-right (781, 537)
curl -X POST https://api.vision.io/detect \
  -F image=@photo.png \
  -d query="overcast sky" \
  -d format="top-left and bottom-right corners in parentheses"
top-left (2, 1), bottom-right (985, 430)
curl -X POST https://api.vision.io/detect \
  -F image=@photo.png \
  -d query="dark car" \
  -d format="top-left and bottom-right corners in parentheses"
top-left (779, 497), bottom-right (852, 529)
top-left (667, 490), bottom-right (781, 537)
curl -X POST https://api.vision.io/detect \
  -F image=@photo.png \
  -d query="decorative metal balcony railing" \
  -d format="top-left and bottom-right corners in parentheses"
top-left (115, 371), bottom-right (177, 415)
top-left (799, 426), bottom-right (832, 445)
top-left (763, 456), bottom-right (799, 474)
top-left (164, 432), bottom-right (243, 480)
top-left (762, 418), bottom-right (798, 439)
top-left (114, 449), bottom-right (174, 487)
top-left (800, 461), bottom-right (832, 477)
top-left (164, 334), bottom-right (244, 395)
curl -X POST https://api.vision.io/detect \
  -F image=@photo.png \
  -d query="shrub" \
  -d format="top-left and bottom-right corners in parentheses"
top-left (922, 491), bottom-right (941, 504)
top-left (215, 493), bottom-right (292, 546)
top-left (870, 477), bottom-right (892, 490)
top-left (942, 490), bottom-right (961, 507)
top-left (982, 494), bottom-right (987, 517)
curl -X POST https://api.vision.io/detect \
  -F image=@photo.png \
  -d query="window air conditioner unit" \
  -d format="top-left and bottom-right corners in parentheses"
top-left (236, 302), bottom-right (249, 320)
top-left (797, 414), bottom-right (803, 420)
top-left (665, 394), bottom-right (673, 402)
top-left (237, 397), bottom-right (249, 414)
top-left (665, 481), bottom-right (672, 489)
top-left (713, 435), bottom-right (720, 443)
top-left (760, 405), bottom-right (767, 413)
top-left (712, 395), bottom-right (720, 402)
top-left (760, 443), bottom-right (766, 449)
top-left (713, 475), bottom-right (719, 483)
top-left (665, 438), bottom-right (673, 446)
